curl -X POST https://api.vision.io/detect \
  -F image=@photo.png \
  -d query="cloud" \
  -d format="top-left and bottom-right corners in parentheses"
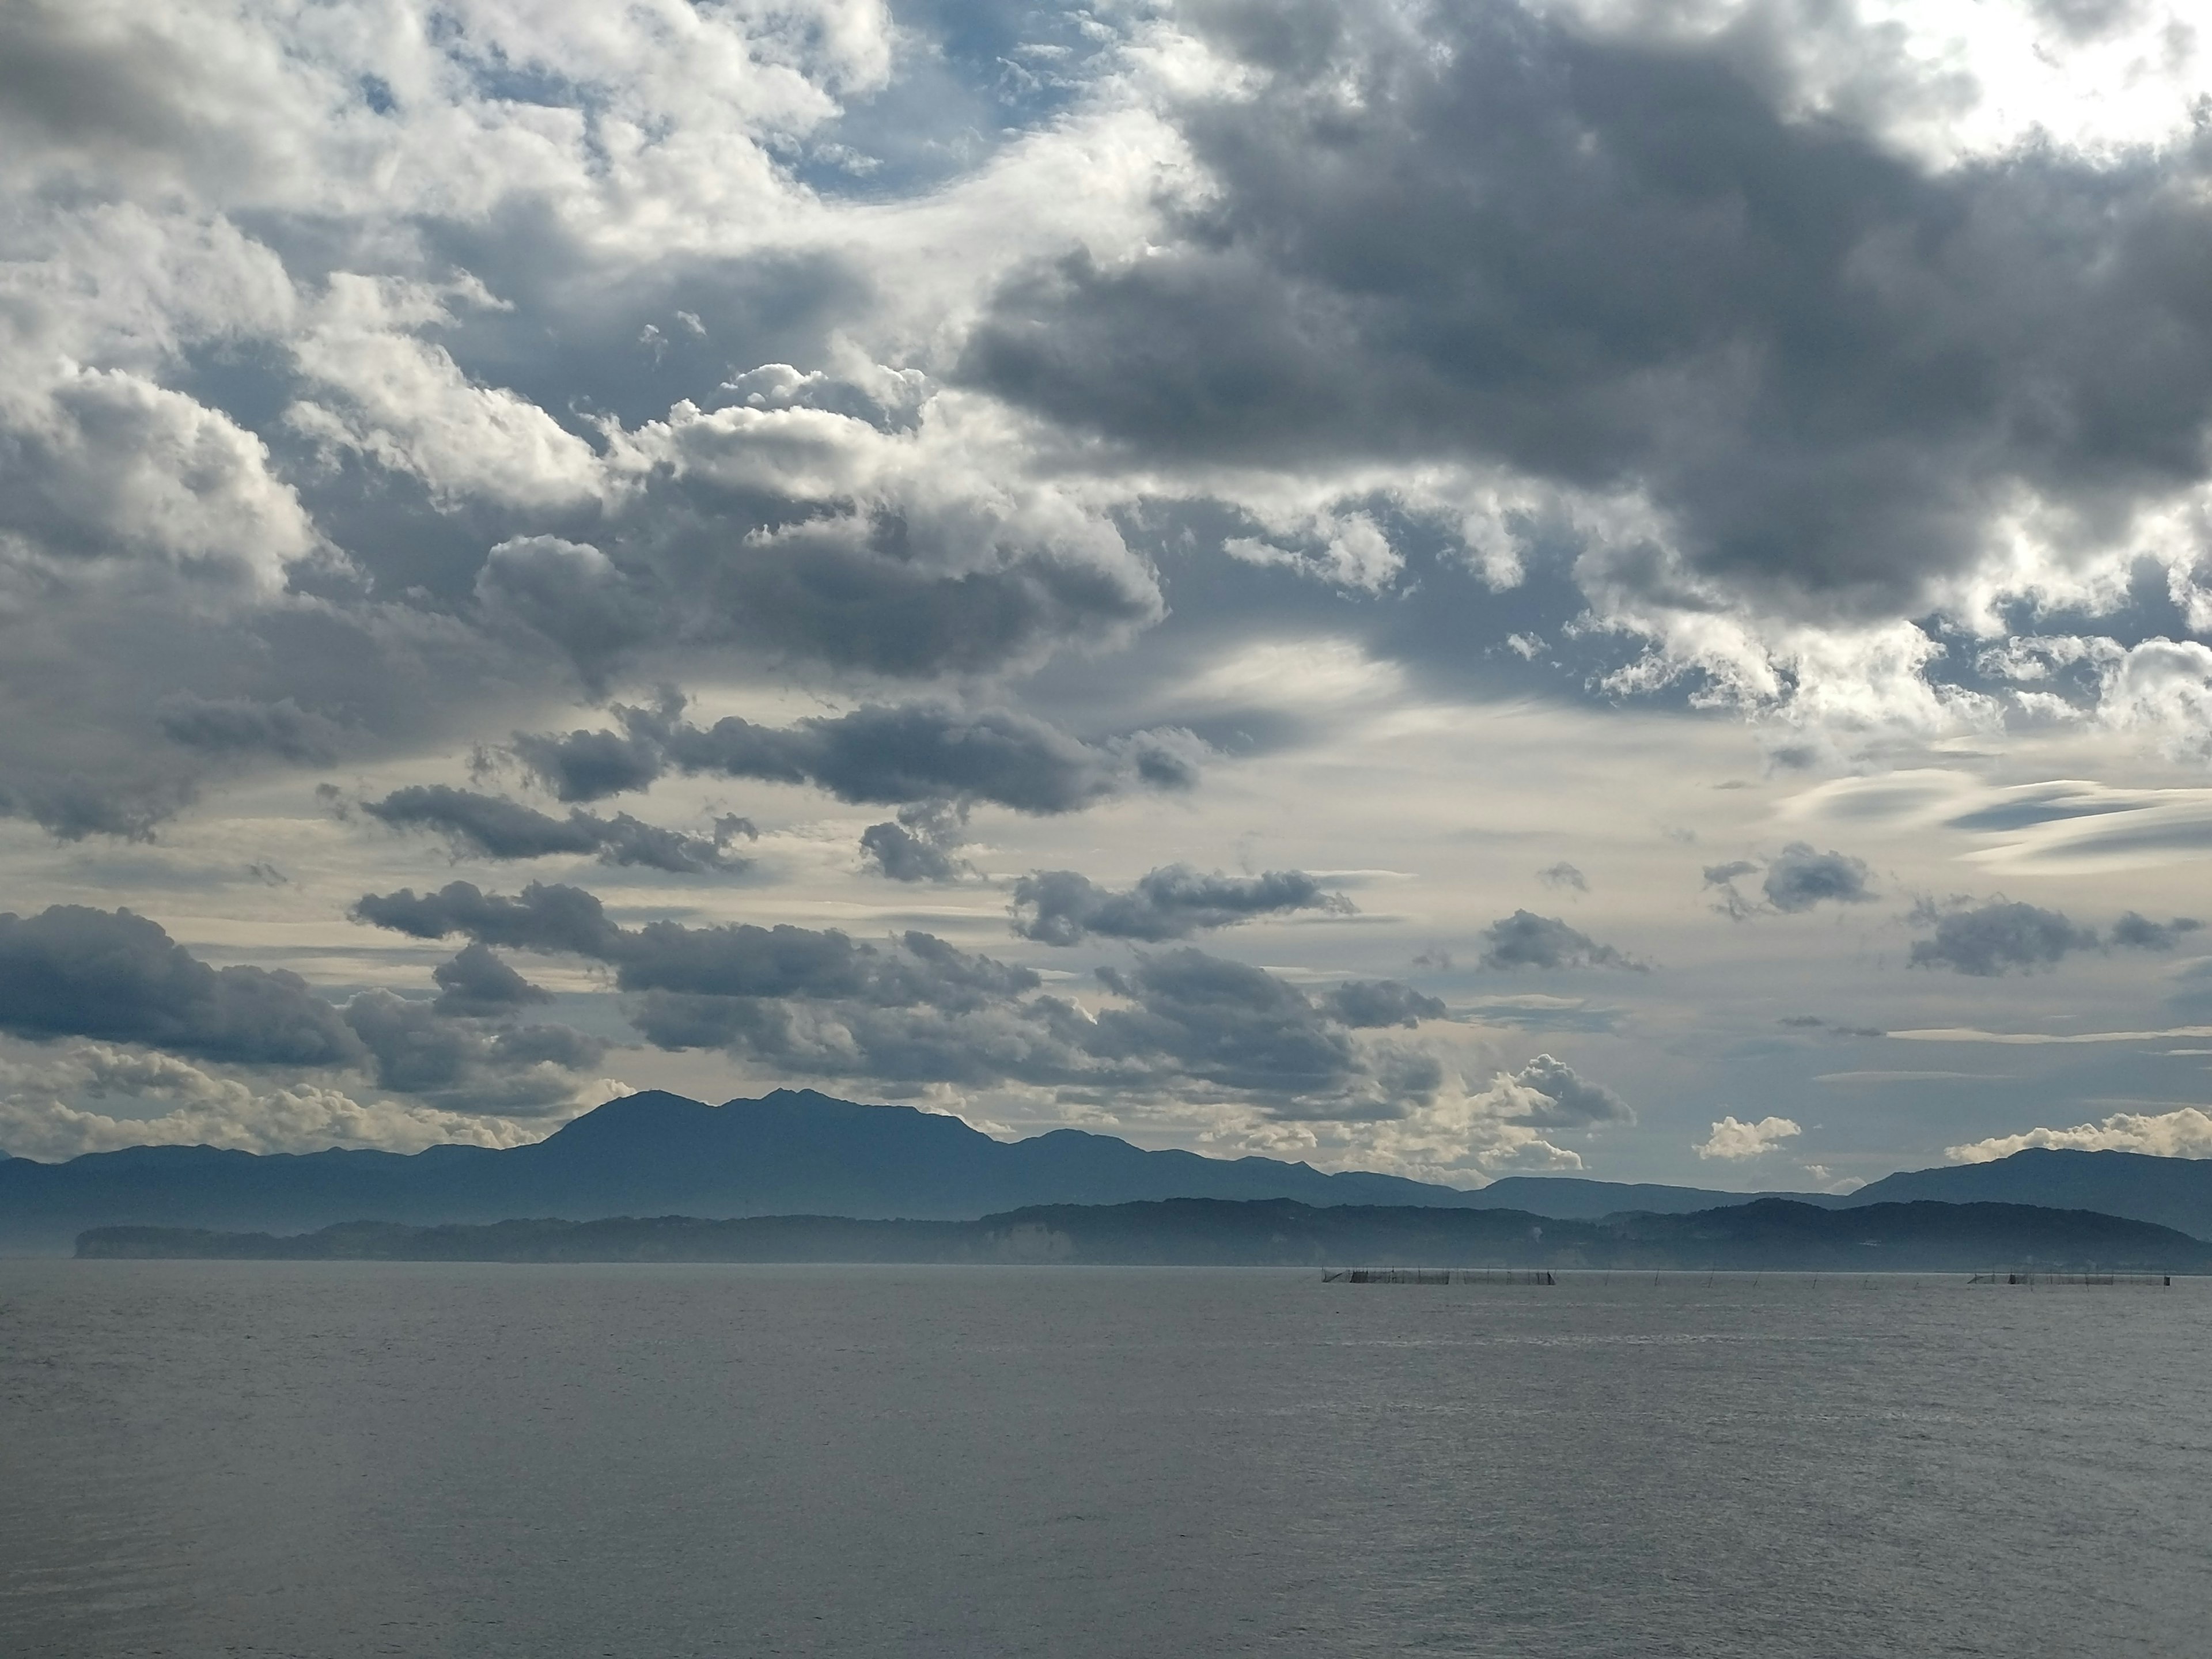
top-left (2168, 958), bottom-right (2212, 1018)
top-left (1010, 866), bottom-right (1354, 945)
top-left (506, 724), bottom-right (668, 805)
top-left (1467, 1054), bottom-right (1633, 1130)
top-left (1705, 845), bottom-right (1872, 916)
top-left (354, 877), bottom-right (1042, 1010)
top-left (350, 881), bottom-right (626, 958)
top-left (1779, 1015), bottom-right (1888, 1038)
top-left (860, 801), bottom-right (970, 883)
top-left (1908, 900), bottom-right (2100, 976)
top-left (0, 904), bottom-right (361, 1067)
top-left (588, 395), bottom-right (1169, 683)
top-left (157, 694), bottom-right (344, 766)
top-left (0, 900), bottom-right (610, 1115)
top-left (473, 537), bottom-right (664, 693)
top-left (0, 1042), bottom-right (586, 1160)
top-left (1901, 900), bottom-right (2209, 976)
top-left (1536, 861), bottom-right (1587, 891)
top-left (430, 943), bottom-right (551, 1018)
top-left (1760, 844), bottom-right (1875, 912)
top-left (1282, 1047), bottom-right (1634, 1181)
top-left (958, 0), bottom-right (2212, 732)
top-left (0, 0), bottom-right (1181, 851)
top-left (2111, 911), bottom-right (2205, 951)
top-left (1336, 1088), bottom-right (1589, 1181)
top-left (1459, 995), bottom-right (1625, 1035)
top-left (362, 784), bottom-right (749, 873)
top-left (1947, 1108), bottom-right (2212, 1162)
top-left (514, 696), bottom-right (1204, 813)
top-left (1477, 910), bottom-right (1645, 971)
top-left (351, 880), bottom-right (1440, 1119)
top-left (1696, 1115), bottom-right (1804, 1160)
top-left (1085, 949), bottom-right (1443, 1119)
top-left (619, 921), bottom-right (1041, 1012)
top-left (1927, 775), bottom-right (2212, 874)
top-left (339, 990), bottom-right (606, 1112)
top-left (1317, 980), bottom-right (1447, 1029)
top-left (1888, 1022), bottom-right (2212, 1045)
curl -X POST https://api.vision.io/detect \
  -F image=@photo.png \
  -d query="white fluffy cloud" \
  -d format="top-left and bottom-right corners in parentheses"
top-left (0, 1041), bottom-right (611, 1159)
top-left (1947, 1107), bottom-right (2212, 1163)
top-left (1327, 1055), bottom-right (1633, 1185)
top-left (1696, 1115), bottom-right (1804, 1161)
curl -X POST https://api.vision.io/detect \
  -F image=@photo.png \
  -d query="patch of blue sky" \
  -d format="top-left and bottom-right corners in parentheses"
top-left (789, 0), bottom-right (1139, 199)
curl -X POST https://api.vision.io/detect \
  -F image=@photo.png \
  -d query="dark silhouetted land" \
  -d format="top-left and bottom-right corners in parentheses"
top-left (76, 1196), bottom-right (2212, 1272)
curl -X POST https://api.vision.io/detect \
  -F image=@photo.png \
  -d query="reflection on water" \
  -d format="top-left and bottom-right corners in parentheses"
top-left (3, 1264), bottom-right (2207, 1657)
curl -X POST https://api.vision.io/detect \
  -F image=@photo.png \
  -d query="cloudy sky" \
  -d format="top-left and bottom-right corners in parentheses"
top-left (5, 0), bottom-right (2212, 1188)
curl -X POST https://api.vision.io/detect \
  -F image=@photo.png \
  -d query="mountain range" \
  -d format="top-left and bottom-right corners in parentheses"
top-left (6, 1086), bottom-right (2211, 1253)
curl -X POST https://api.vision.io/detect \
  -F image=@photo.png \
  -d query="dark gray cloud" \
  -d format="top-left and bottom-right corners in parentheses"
top-left (860, 801), bottom-right (969, 882)
top-left (661, 524), bottom-right (1164, 683)
top-left (352, 879), bottom-right (1037, 1007)
top-left (1317, 979), bottom-right (1447, 1028)
top-left (2028, 0), bottom-right (2146, 43)
top-left (2110, 911), bottom-right (2204, 951)
top-left (0, 901), bottom-right (604, 1108)
top-left (1779, 1015), bottom-right (1888, 1039)
top-left (350, 881), bottom-right (626, 958)
top-left (1478, 910), bottom-right (1645, 971)
top-left (513, 695), bottom-right (1204, 815)
top-left (1762, 843), bottom-right (1876, 912)
top-left (0, 904), bottom-right (361, 1066)
top-left (616, 920), bottom-right (1040, 1009)
top-left (353, 878), bottom-right (1434, 1118)
top-left (431, 942), bottom-right (552, 1018)
top-left (1536, 861), bottom-right (1587, 892)
top-left (340, 989), bottom-right (605, 1111)
top-left (0, 767), bottom-right (198, 843)
top-left (1010, 865), bottom-right (1354, 945)
top-left (1705, 845), bottom-right (1874, 918)
top-left (1909, 900), bottom-right (2100, 975)
top-left (362, 784), bottom-right (748, 873)
top-left (1089, 949), bottom-right (1439, 1116)
top-left (961, 0), bottom-right (2212, 624)
top-left (157, 694), bottom-right (343, 765)
top-left (508, 724), bottom-right (667, 804)
top-left (463, 465), bottom-right (1167, 690)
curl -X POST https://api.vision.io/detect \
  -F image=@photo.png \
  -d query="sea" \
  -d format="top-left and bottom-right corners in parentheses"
top-left (2, 1262), bottom-right (2207, 1657)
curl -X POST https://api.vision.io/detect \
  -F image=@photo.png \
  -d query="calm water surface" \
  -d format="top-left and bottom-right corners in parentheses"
top-left (2, 1263), bottom-right (2207, 1657)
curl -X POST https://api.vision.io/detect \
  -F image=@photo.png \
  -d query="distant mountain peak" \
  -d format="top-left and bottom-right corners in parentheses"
top-left (545, 1089), bottom-right (714, 1141)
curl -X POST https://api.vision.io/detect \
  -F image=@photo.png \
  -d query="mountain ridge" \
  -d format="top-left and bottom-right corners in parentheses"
top-left (6, 1087), bottom-right (2209, 1253)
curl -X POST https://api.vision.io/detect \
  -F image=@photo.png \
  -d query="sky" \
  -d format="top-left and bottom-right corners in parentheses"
top-left (3, 0), bottom-right (2212, 1190)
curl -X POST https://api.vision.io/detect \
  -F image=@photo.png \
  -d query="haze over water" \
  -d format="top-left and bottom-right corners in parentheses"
top-left (4, 1264), bottom-right (2206, 1657)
